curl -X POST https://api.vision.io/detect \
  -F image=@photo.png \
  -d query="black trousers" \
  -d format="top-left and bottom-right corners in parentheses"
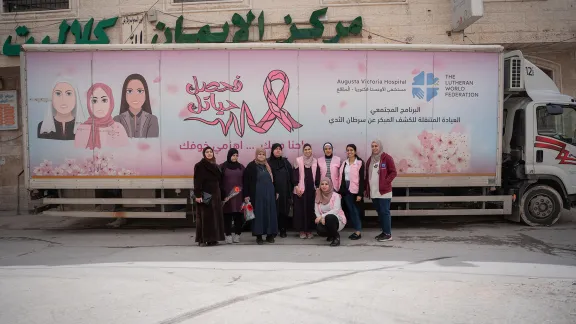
top-left (224, 212), bottom-right (243, 236)
top-left (278, 211), bottom-right (289, 232)
top-left (316, 214), bottom-right (340, 239)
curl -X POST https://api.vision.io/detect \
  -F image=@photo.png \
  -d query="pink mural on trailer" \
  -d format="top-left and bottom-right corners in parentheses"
top-left (26, 49), bottom-right (499, 179)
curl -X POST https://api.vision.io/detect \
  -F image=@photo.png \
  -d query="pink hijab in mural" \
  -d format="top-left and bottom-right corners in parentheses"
top-left (83, 83), bottom-right (116, 150)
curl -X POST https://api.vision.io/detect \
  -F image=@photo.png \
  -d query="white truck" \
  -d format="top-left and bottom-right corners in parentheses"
top-left (19, 43), bottom-right (576, 226)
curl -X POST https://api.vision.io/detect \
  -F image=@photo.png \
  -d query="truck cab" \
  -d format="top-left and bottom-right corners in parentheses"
top-left (502, 50), bottom-right (576, 225)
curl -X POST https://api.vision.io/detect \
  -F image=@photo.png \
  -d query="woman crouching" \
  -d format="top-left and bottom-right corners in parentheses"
top-left (315, 177), bottom-right (347, 247)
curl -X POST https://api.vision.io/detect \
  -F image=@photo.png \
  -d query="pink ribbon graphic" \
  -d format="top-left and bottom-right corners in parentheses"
top-left (184, 70), bottom-right (303, 137)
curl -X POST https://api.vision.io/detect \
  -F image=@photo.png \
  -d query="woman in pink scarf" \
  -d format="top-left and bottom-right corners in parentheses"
top-left (75, 83), bottom-right (129, 150)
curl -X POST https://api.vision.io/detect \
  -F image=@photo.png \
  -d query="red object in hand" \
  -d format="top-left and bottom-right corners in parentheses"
top-left (234, 186), bottom-right (240, 192)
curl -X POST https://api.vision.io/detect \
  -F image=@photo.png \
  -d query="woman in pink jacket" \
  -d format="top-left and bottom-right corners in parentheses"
top-left (293, 143), bottom-right (321, 239)
top-left (338, 144), bottom-right (365, 240)
top-left (317, 142), bottom-right (341, 192)
top-left (315, 177), bottom-right (346, 246)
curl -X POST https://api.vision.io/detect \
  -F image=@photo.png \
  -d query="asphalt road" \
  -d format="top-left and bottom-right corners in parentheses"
top-left (0, 213), bottom-right (575, 324)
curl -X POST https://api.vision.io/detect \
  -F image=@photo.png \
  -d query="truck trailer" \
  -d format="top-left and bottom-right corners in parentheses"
top-left (19, 43), bottom-right (576, 226)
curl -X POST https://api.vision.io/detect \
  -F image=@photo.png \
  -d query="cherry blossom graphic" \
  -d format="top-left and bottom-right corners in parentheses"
top-left (399, 130), bottom-right (471, 174)
top-left (340, 100), bottom-right (347, 109)
top-left (178, 106), bottom-right (191, 118)
top-left (166, 149), bottom-right (183, 162)
top-left (321, 105), bottom-right (327, 115)
top-left (358, 62), bottom-right (367, 74)
top-left (153, 76), bottom-right (161, 83)
top-left (32, 153), bottom-right (139, 176)
top-left (137, 142), bottom-right (151, 151)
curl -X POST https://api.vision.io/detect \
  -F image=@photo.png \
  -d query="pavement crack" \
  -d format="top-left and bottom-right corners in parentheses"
top-left (156, 256), bottom-right (454, 324)
top-left (0, 237), bottom-right (62, 245)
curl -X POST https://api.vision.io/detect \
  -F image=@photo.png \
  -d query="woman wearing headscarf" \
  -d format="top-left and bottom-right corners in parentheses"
top-left (315, 177), bottom-right (346, 246)
top-left (338, 144), bottom-right (365, 240)
top-left (318, 142), bottom-right (342, 192)
top-left (37, 79), bottom-right (86, 141)
top-left (268, 143), bottom-right (295, 238)
top-left (243, 148), bottom-right (279, 245)
top-left (220, 148), bottom-right (245, 244)
top-left (293, 144), bottom-right (321, 239)
top-left (365, 139), bottom-right (397, 242)
top-left (193, 146), bottom-right (226, 246)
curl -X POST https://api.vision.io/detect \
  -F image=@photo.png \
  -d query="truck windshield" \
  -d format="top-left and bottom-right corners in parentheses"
top-left (536, 106), bottom-right (576, 145)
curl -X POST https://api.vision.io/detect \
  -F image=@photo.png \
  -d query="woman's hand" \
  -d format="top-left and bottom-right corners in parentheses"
top-left (356, 195), bottom-right (362, 202)
top-left (276, 193), bottom-right (279, 200)
top-left (244, 197), bottom-right (250, 203)
top-left (321, 218), bottom-right (326, 225)
top-left (315, 217), bottom-right (321, 224)
top-left (195, 198), bottom-right (203, 203)
top-left (295, 187), bottom-right (302, 197)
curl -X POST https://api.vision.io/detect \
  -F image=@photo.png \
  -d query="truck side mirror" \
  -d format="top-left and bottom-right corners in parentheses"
top-left (546, 104), bottom-right (563, 115)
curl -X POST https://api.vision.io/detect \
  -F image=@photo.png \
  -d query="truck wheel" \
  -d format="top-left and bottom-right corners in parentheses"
top-left (519, 185), bottom-right (563, 226)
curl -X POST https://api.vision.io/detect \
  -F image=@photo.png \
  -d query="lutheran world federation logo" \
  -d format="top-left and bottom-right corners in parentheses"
top-left (412, 71), bottom-right (439, 102)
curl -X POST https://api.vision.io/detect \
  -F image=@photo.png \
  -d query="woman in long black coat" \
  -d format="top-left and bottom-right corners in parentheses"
top-left (243, 147), bottom-right (278, 245)
top-left (268, 143), bottom-right (295, 238)
top-left (193, 146), bottom-right (226, 246)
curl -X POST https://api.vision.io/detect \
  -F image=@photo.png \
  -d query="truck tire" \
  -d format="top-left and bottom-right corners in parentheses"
top-left (519, 185), bottom-right (563, 226)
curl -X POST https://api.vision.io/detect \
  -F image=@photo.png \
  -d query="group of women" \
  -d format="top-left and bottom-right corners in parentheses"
top-left (193, 140), bottom-right (397, 247)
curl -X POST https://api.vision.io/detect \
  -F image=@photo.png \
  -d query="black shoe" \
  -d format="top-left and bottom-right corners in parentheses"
top-left (280, 230), bottom-right (287, 238)
top-left (326, 236), bottom-right (333, 242)
top-left (348, 233), bottom-right (361, 240)
top-left (256, 235), bottom-right (264, 245)
top-left (330, 238), bottom-right (340, 247)
top-left (377, 234), bottom-right (393, 242)
top-left (207, 241), bottom-right (219, 246)
top-left (266, 236), bottom-right (275, 243)
top-left (375, 232), bottom-right (385, 240)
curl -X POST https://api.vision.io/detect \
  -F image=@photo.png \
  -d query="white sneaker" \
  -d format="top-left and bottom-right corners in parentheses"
top-left (232, 234), bottom-right (240, 243)
top-left (225, 235), bottom-right (233, 244)
top-left (107, 218), bottom-right (127, 228)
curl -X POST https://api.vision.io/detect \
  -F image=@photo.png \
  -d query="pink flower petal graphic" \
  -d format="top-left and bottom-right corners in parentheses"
top-left (411, 68), bottom-right (420, 74)
top-left (167, 149), bottom-right (182, 162)
top-left (451, 123), bottom-right (465, 134)
top-left (340, 100), bottom-right (347, 109)
top-left (358, 62), bottom-right (367, 74)
top-left (178, 106), bottom-right (190, 118)
top-left (137, 142), bottom-right (150, 151)
top-left (321, 105), bottom-right (327, 115)
top-left (166, 84), bottom-right (178, 94)
top-left (153, 76), bottom-right (161, 83)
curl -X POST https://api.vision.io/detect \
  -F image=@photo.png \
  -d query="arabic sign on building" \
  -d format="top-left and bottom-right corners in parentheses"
top-left (2, 8), bottom-right (362, 56)
top-left (25, 48), bottom-right (499, 183)
top-left (0, 90), bottom-right (18, 130)
top-left (451, 0), bottom-right (484, 31)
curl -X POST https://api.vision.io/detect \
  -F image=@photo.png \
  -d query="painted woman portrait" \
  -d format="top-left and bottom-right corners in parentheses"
top-left (37, 80), bottom-right (86, 141)
top-left (74, 83), bottom-right (129, 150)
top-left (113, 73), bottom-right (159, 138)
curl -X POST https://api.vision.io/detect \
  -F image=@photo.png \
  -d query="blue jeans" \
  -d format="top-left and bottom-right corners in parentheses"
top-left (343, 194), bottom-right (361, 231)
top-left (372, 198), bottom-right (391, 235)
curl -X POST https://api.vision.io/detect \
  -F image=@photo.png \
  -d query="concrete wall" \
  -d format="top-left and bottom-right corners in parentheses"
top-left (0, 0), bottom-right (574, 212)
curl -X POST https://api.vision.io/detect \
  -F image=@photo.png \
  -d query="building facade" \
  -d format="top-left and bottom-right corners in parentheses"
top-left (0, 0), bottom-right (575, 212)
